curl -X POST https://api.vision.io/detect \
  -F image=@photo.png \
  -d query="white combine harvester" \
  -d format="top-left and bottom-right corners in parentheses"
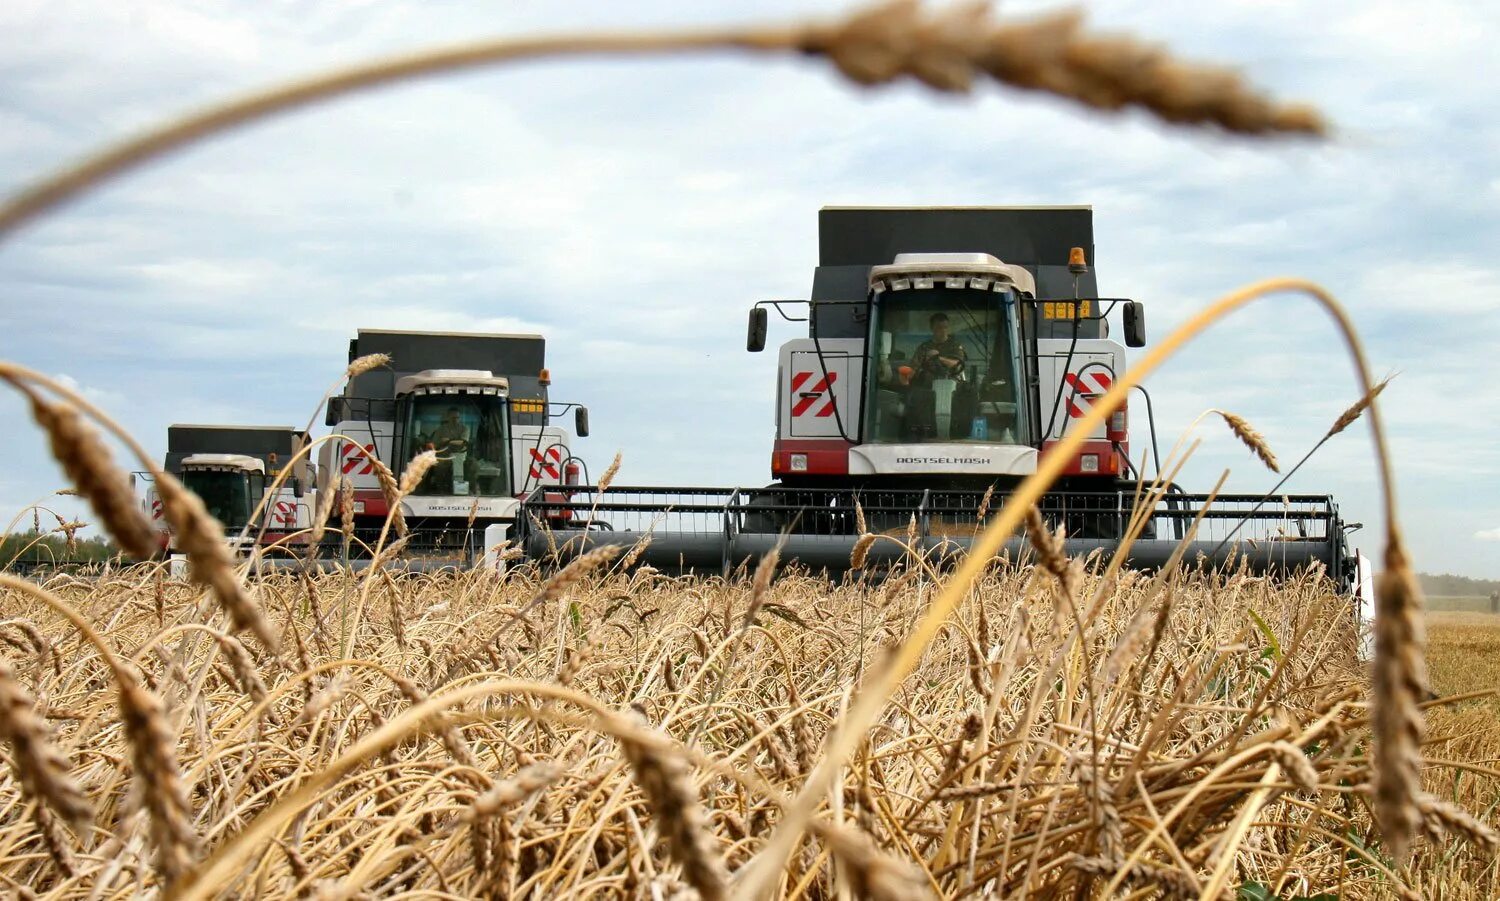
top-left (142, 331), bottom-right (594, 570)
top-left (517, 206), bottom-right (1362, 596)
top-left (317, 329), bottom-right (591, 566)
top-left (141, 424), bottom-right (314, 555)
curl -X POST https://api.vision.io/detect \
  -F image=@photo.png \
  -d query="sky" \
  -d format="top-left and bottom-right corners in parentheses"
top-left (1, 0), bottom-right (1497, 578)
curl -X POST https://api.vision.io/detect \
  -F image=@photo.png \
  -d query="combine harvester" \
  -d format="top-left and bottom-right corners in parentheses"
top-left (515, 207), bottom-right (1360, 589)
top-left (141, 424), bottom-right (315, 555)
top-left (318, 329), bottom-right (591, 566)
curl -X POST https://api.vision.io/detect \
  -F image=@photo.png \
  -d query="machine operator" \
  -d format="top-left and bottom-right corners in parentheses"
top-left (913, 312), bottom-right (967, 384)
top-left (430, 407), bottom-right (470, 456)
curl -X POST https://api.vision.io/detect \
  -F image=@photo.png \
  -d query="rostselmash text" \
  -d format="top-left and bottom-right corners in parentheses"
top-left (894, 457), bottom-right (991, 465)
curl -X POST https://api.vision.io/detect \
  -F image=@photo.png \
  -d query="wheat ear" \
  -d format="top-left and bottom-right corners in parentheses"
top-left (0, 658), bottom-right (91, 829)
top-left (1213, 409), bottom-right (1280, 473)
top-left (24, 391), bottom-right (158, 559)
top-left (799, 1), bottom-right (1324, 135)
top-left (1326, 374), bottom-right (1392, 439)
top-left (118, 667), bottom-right (199, 887)
top-left (619, 715), bottom-right (728, 901)
top-left (345, 353), bottom-right (390, 381)
top-left (1372, 534), bottom-right (1426, 864)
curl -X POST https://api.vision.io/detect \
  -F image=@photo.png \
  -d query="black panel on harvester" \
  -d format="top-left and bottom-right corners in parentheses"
top-left (164, 425), bottom-right (302, 474)
top-left (332, 329), bottom-right (550, 426)
top-left (810, 206), bottom-right (1101, 339)
top-left (344, 329), bottom-right (546, 398)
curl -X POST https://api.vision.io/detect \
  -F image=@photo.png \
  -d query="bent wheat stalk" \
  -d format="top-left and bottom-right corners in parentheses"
top-left (0, 2), bottom-right (1321, 240)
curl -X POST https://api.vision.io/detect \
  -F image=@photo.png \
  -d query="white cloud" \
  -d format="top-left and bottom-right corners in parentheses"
top-left (1478, 528), bottom-right (1500, 542)
top-left (51, 373), bottom-right (126, 410)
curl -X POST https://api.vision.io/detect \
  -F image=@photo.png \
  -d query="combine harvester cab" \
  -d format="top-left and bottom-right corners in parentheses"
top-left (141, 424), bottom-right (314, 558)
top-left (319, 329), bottom-right (590, 569)
top-left (518, 207), bottom-right (1357, 592)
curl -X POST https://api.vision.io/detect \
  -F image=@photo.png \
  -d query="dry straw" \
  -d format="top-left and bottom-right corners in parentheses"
top-left (734, 277), bottom-right (1417, 897)
top-left (1, 550), bottom-right (1489, 898)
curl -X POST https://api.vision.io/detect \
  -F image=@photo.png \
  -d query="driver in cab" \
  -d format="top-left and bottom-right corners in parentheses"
top-left (430, 408), bottom-right (469, 456)
top-left (913, 313), bottom-right (966, 385)
top-left (419, 407), bottom-right (471, 494)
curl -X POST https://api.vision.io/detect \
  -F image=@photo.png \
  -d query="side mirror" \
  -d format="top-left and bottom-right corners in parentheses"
top-left (1123, 301), bottom-right (1146, 348)
top-left (574, 406), bottom-right (590, 438)
top-left (747, 306), bottom-right (768, 353)
top-left (292, 478), bottom-right (305, 499)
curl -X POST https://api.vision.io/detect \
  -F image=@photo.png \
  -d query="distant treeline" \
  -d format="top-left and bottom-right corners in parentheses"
top-left (2, 529), bottom-right (122, 567)
top-left (1418, 572), bottom-right (1500, 598)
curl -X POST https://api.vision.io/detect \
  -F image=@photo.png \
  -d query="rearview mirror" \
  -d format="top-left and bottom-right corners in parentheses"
top-left (747, 306), bottom-right (768, 353)
top-left (292, 478), bottom-right (305, 499)
top-left (1123, 301), bottom-right (1146, 347)
top-left (574, 406), bottom-right (590, 438)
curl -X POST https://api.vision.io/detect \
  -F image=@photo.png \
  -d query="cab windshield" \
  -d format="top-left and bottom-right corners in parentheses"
top-left (399, 393), bottom-right (511, 497)
top-left (864, 287), bottom-right (1029, 445)
top-left (182, 470), bottom-right (254, 529)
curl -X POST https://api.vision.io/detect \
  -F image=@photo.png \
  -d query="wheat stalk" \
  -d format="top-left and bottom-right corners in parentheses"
top-left (397, 450), bottom-right (438, 496)
top-left (368, 456), bottom-right (407, 539)
top-left (0, 2), bottom-right (1322, 240)
top-left (596, 452), bottom-right (623, 494)
top-left (736, 278), bottom-right (1411, 900)
top-left (20, 390), bottom-right (157, 559)
top-left (0, 545), bottom-right (1488, 898)
top-left (1419, 793), bottom-right (1499, 853)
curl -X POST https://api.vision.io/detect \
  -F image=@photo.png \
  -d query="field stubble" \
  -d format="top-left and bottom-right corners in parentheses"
top-left (0, 560), bottom-right (1495, 899)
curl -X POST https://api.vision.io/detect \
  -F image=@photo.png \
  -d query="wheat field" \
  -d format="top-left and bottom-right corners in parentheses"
top-left (0, 556), bottom-right (1495, 899)
top-left (0, 4), bottom-right (1488, 898)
